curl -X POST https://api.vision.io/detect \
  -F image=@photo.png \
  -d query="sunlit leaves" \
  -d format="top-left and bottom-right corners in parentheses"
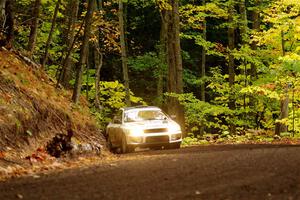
top-left (155, 0), bottom-right (172, 10)
top-left (166, 92), bottom-right (233, 133)
top-left (180, 3), bottom-right (227, 31)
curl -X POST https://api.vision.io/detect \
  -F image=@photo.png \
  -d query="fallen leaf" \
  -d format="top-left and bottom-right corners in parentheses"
top-left (0, 151), bottom-right (5, 158)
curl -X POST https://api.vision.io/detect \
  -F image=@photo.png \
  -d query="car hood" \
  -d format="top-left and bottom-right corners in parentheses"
top-left (124, 120), bottom-right (174, 129)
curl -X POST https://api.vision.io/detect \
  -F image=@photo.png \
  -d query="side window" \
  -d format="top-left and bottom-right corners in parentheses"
top-left (113, 111), bottom-right (122, 124)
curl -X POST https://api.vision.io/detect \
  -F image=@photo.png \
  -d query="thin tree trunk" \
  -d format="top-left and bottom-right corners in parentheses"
top-left (86, 53), bottom-right (89, 100)
top-left (250, 0), bottom-right (260, 127)
top-left (281, 30), bottom-right (285, 57)
top-left (27, 0), bottom-right (41, 56)
top-left (41, 0), bottom-right (61, 69)
top-left (250, 0), bottom-right (260, 79)
top-left (200, 1), bottom-right (206, 102)
top-left (72, 0), bottom-right (95, 104)
top-left (239, 0), bottom-right (248, 113)
top-left (275, 86), bottom-right (289, 135)
top-left (173, 0), bottom-right (184, 134)
top-left (57, 18), bottom-right (84, 88)
top-left (275, 31), bottom-right (289, 135)
top-left (158, 9), bottom-right (167, 107)
top-left (119, 0), bottom-right (130, 106)
top-left (1, 0), bottom-right (14, 48)
top-left (94, 48), bottom-right (103, 109)
top-left (0, 0), bottom-right (6, 32)
top-left (94, 0), bottom-right (103, 109)
top-left (239, 0), bottom-right (247, 43)
top-left (228, 0), bottom-right (236, 134)
top-left (59, 0), bottom-right (79, 88)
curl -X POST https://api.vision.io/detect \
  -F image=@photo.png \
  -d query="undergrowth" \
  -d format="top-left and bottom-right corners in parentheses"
top-left (182, 131), bottom-right (300, 146)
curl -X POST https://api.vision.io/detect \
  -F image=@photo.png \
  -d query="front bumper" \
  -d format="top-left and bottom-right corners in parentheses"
top-left (126, 132), bottom-right (182, 146)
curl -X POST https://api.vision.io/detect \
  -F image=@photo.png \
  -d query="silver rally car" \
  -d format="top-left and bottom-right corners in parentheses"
top-left (106, 106), bottom-right (182, 153)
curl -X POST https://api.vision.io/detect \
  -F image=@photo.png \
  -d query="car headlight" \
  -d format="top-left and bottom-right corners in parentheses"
top-left (129, 128), bottom-right (144, 136)
top-left (168, 123), bottom-right (181, 133)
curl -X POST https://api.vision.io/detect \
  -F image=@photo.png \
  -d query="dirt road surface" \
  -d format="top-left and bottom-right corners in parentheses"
top-left (1, 145), bottom-right (300, 200)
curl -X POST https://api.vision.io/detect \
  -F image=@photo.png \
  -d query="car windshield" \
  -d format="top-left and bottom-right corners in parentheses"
top-left (124, 110), bottom-right (167, 122)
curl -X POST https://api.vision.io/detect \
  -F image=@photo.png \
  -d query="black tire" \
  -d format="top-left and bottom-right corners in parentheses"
top-left (167, 142), bottom-right (181, 149)
top-left (108, 139), bottom-right (116, 153)
top-left (121, 134), bottom-right (134, 153)
top-left (151, 146), bottom-right (162, 150)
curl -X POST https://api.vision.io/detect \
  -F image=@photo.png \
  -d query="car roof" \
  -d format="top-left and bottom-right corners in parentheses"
top-left (122, 106), bottom-right (161, 112)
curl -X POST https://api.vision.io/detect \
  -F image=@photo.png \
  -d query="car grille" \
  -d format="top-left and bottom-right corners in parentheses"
top-left (144, 128), bottom-right (168, 134)
top-left (146, 135), bottom-right (169, 143)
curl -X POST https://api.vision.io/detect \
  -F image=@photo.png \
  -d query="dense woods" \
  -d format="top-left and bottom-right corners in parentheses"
top-left (0, 0), bottom-right (299, 139)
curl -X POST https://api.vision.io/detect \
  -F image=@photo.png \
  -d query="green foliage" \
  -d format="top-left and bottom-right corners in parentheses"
top-left (166, 92), bottom-right (232, 134)
top-left (89, 80), bottom-right (146, 128)
top-left (10, 0), bottom-right (300, 139)
top-left (180, 131), bottom-right (300, 146)
top-left (128, 52), bottom-right (166, 78)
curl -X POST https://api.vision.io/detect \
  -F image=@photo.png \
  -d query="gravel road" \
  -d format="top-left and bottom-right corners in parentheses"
top-left (1, 144), bottom-right (300, 200)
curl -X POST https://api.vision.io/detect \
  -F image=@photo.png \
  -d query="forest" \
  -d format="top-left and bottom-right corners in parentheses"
top-left (0, 0), bottom-right (300, 144)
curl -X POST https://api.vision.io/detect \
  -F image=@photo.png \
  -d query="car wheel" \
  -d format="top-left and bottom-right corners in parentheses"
top-left (121, 134), bottom-right (134, 153)
top-left (108, 139), bottom-right (116, 153)
top-left (167, 142), bottom-right (181, 149)
top-left (151, 146), bottom-right (162, 150)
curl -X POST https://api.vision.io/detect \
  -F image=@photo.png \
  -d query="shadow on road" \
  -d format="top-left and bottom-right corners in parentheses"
top-left (122, 144), bottom-right (300, 158)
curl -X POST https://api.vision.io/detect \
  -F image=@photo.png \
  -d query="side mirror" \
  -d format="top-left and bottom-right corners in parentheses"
top-left (113, 116), bottom-right (122, 124)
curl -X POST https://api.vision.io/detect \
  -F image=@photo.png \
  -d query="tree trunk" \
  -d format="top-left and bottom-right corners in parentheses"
top-left (0, 0), bottom-right (14, 48)
top-left (239, 0), bottom-right (248, 44)
top-left (200, 1), bottom-right (206, 102)
top-left (281, 30), bottom-right (285, 57)
top-left (57, 17), bottom-right (84, 89)
top-left (94, 0), bottom-right (104, 109)
top-left (58, 0), bottom-right (79, 88)
top-left (250, 0), bottom-right (260, 79)
top-left (94, 48), bottom-right (103, 109)
top-left (165, 0), bottom-right (185, 134)
top-left (228, 0), bottom-right (236, 134)
top-left (275, 31), bottom-right (289, 135)
top-left (27, 0), bottom-right (41, 56)
top-left (158, 9), bottom-right (168, 107)
top-left (0, 0), bottom-right (6, 33)
top-left (275, 86), bottom-right (289, 135)
top-left (72, 0), bottom-right (95, 104)
top-left (119, 0), bottom-right (130, 106)
top-left (239, 0), bottom-right (248, 112)
top-left (41, 0), bottom-right (61, 69)
top-left (86, 52), bottom-right (90, 100)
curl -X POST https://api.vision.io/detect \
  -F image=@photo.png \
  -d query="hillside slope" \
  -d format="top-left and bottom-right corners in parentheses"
top-left (0, 48), bottom-right (107, 162)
